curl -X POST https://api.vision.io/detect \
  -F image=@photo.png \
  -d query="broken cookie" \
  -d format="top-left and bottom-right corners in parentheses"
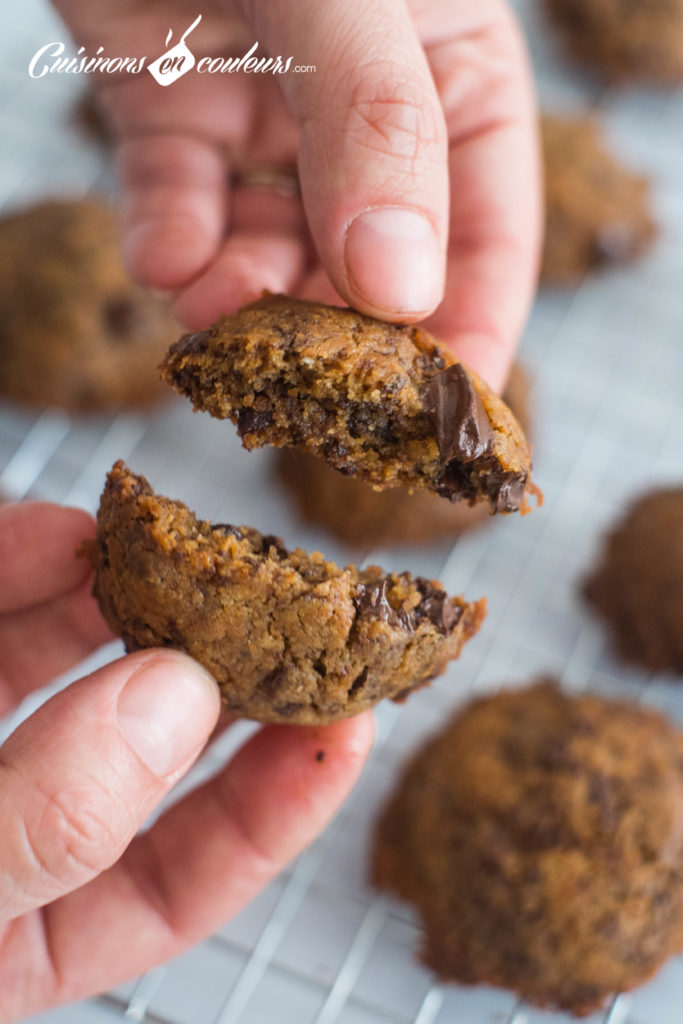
top-left (84, 461), bottom-right (486, 724)
top-left (160, 296), bottom-right (537, 514)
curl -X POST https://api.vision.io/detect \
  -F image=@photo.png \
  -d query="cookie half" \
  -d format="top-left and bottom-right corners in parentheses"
top-left (374, 681), bottom-right (683, 1014)
top-left (161, 296), bottom-right (538, 514)
top-left (84, 461), bottom-right (486, 724)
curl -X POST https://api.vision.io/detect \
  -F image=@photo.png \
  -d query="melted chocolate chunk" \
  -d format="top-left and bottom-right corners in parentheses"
top-left (423, 363), bottom-right (494, 463)
top-left (260, 533), bottom-right (288, 558)
top-left (355, 579), bottom-right (414, 631)
top-left (238, 406), bottom-right (274, 436)
top-left (175, 329), bottom-right (211, 356)
top-left (486, 470), bottom-right (527, 513)
top-left (415, 578), bottom-right (463, 634)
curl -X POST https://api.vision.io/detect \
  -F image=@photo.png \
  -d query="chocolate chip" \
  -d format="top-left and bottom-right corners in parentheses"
top-left (176, 329), bottom-right (211, 355)
top-left (260, 533), bottom-right (288, 558)
top-left (103, 297), bottom-right (140, 339)
top-left (211, 523), bottom-right (243, 538)
top-left (593, 221), bottom-right (637, 264)
top-left (355, 579), bottom-right (414, 631)
top-left (423, 363), bottom-right (494, 464)
top-left (238, 406), bottom-right (273, 436)
top-left (275, 701), bottom-right (304, 717)
top-left (415, 578), bottom-right (463, 634)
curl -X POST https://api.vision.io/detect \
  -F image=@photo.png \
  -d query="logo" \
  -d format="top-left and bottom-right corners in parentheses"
top-left (147, 15), bottom-right (202, 86)
top-left (28, 15), bottom-right (316, 82)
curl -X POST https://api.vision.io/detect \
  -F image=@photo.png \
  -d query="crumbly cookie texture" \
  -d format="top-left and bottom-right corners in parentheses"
top-left (160, 295), bottom-right (538, 515)
top-left (545, 0), bottom-right (683, 83)
top-left (277, 362), bottom-right (533, 548)
top-left (585, 487), bottom-right (683, 675)
top-left (84, 461), bottom-right (486, 724)
top-left (0, 198), bottom-right (178, 412)
top-left (541, 115), bottom-right (656, 284)
top-left (374, 681), bottom-right (683, 1016)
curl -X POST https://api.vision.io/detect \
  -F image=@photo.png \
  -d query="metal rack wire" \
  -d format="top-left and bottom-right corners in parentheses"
top-left (3, 1), bottom-right (683, 1023)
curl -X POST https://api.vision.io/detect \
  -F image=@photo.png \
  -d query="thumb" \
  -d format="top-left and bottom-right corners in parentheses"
top-left (241, 0), bottom-right (449, 321)
top-left (0, 649), bottom-right (220, 923)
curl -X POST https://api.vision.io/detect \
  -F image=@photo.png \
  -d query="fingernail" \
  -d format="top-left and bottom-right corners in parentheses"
top-left (117, 654), bottom-right (221, 776)
top-left (345, 208), bottom-right (443, 315)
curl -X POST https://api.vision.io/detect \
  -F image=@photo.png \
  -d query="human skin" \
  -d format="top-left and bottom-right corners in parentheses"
top-left (54, 0), bottom-right (541, 392)
top-left (0, 503), bottom-right (373, 1021)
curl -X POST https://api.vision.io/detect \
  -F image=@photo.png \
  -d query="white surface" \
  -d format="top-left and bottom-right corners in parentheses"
top-left (2, 0), bottom-right (683, 1022)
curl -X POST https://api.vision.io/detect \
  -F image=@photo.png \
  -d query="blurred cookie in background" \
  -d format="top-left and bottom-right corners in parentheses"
top-left (0, 198), bottom-right (179, 412)
top-left (277, 362), bottom-right (532, 549)
top-left (373, 680), bottom-right (683, 1015)
top-left (585, 487), bottom-right (683, 675)
top-left (541, 114), bottom-right (656, 285)
top-left (545, 0), bottom-right (683, 84)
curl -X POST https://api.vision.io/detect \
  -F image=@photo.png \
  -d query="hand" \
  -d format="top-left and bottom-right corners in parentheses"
top-left (0, 502), bottom-right (373, 1022)
top-left (53, 0), bottom-right (540, 392)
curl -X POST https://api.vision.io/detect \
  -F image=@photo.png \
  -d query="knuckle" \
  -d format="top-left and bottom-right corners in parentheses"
top-left (23, 776), bottom-right (123, 893)
top-left (342, 63), bottom-right (447, 166)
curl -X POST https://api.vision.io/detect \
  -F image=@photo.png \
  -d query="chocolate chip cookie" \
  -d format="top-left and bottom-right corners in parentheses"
top-left (161, 295), bottom-right (538, 514)
top-left (0, 198), bottom-right (178, 411)
top-left (84, 461), bottom-right (486, 724)
top-left (545, 0), bottom-right (683, 83)
top-left (585, 487), bottom-right (683, 675)
top-left (276, 363), bottom-right (533, 547)
top-left (541, 115), bottom-right (656, 284)
top-left (374, 681), bottom-right (683, 1015)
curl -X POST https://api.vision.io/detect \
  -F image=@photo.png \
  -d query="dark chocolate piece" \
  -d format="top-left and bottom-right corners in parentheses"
top-left (424, 364), bottom-right (495, 464)
top-left (355, 580), bottom-right (415, 632)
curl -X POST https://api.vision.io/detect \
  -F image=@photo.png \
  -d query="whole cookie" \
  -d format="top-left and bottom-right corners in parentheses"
top-left (374, 681), bottom-right (683, 1015)
top-left (161, 295), bottom-right (538, 514)
top-left (545, 0), bottom-right (683, 83)
top-left (84, 461), bottom-right (486, 724)
top-left (0, 199), bottom-right (178, 411)
top-left (277, 363), bottom-right (533, 547)
top-left (541, 115), bottom-right (656, 284)
top-left (585, 487), bottom-right (683, 674)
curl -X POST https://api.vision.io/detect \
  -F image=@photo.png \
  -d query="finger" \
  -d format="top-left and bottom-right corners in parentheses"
top-left (0, 649), bottom-right (220, 923)
top-left (173, 231), bottom-right (307, 329)
top-left (240, 0), bottom-right (449, 321)
top-left (119, 134), bottom-right (228, 292)
top-left (0, 504), bottom-right (96, 615)
top-left (31, 713), bottom-right (373, 1007)
top-left (0, 574), bottom-right (111, 716)
top-left (424, 10), bottom-right (541, 392)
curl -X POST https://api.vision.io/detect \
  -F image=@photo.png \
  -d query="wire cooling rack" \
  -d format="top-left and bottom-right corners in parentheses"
top-left (2, 0), bottom-right (683, 1022)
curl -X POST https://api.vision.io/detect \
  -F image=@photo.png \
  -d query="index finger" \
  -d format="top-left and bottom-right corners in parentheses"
top-left (0, 504), bottom-right (97, 614)
top-left (422, 5), bottom-right (541, 392)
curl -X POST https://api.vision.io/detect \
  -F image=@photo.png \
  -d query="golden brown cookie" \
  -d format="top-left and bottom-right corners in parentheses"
top-left (276, 363), bottom-right (532, 547)
top-left (545, 0), bottom-right (683, 83)
top-left (84, 461), bottom-right (486, 724)
top-left (541, 115), bottom-right (656, 284)
top-left (374, 681), bottom-right (683, 1015)
top-left (0, 198), bottom-right (178, 411)
top-left (585, 487), bottom-right (683, 675)
top-left (161, 296), bottom-right (539, 514)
